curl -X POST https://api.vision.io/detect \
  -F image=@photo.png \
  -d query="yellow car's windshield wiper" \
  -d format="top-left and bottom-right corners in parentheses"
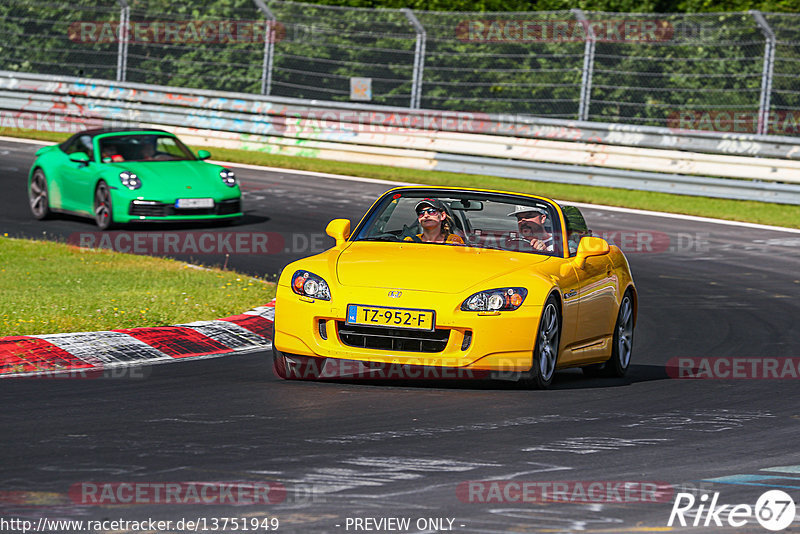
top-left (359, 235), bottom-right (399, 242)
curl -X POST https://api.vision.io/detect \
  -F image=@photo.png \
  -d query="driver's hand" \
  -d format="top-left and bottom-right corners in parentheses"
top-left (530, 239), bottom-right (545, 251)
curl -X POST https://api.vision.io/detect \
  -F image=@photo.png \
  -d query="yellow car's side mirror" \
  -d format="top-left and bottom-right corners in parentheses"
top-left (326, 219), bottom-right (351, 246)
top-left (573, 236), bottom-right (610, 268)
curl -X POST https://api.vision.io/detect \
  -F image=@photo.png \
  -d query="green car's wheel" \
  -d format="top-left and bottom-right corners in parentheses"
top-left (94, 181), bottom-right (114, 230)
top-left (523, 295), bottom-right (560, 389)
top-left (29, 168), bottom-right (51, 220)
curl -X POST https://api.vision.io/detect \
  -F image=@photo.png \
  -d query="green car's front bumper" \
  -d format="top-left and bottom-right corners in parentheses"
top-left (110, 189), bottom-right (242, 224)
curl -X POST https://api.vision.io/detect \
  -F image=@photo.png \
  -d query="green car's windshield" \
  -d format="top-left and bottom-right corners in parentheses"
top-left (354, 191), bottom-right (564, 256)
top-left (98, 134), bottom-right (196, 163)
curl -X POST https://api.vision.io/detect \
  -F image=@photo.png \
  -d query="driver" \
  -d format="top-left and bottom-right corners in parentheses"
top-left (508, 205), bottom-right (553, 252)
top-left (139, 143), bottom-right (156, 161)
top-left (406, 198), bottom-right (464, 244)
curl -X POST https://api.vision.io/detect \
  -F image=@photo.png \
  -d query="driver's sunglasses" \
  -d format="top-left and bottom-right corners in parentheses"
top-left (417, 208), bottom-right (440, 217)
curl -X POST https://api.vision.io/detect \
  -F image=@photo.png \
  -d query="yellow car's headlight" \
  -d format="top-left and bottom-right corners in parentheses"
top-left (291, 270), bottom-right (331, 301)
top-left (461, 288), bottom-right (527, 312)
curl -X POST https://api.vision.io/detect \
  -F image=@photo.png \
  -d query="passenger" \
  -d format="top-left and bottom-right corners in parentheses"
top-left (508, 205), bottom-right (553, 252)
top-left (101, 144), bottom-right (123, 163)
top-left (562, 205), bottom-right (592, 255)
top-left (406, 198), bottom-right (464, 244)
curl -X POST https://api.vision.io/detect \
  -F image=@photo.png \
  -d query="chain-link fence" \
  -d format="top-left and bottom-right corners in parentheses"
top-left (1, 0), bottom-right (798, 135)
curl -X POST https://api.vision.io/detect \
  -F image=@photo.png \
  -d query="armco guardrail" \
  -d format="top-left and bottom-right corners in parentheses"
top-left (3, 71), bottom-right (800, 204)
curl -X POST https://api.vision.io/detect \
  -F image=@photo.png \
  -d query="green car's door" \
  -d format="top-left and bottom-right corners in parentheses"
top-left (60, 134), bottom-right (97, 215)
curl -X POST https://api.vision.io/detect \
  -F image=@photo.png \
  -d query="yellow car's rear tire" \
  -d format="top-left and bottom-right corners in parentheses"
top-left (605, 290), bottom-right (634, 377)
top-left (582, 289), bottom-right (634, 378)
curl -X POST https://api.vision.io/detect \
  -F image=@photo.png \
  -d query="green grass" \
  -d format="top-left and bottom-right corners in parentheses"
top-left (3, 126), bottom-right (799, 228)
top-left (0, 236), bottom-right (276, 337)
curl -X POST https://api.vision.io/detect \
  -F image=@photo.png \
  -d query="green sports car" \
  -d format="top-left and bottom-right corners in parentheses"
top-left (28, 128), bottom-right (242, 229)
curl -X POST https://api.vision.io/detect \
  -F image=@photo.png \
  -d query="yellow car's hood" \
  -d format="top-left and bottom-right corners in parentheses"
top-left (335, 242), bottom-right (550, 294)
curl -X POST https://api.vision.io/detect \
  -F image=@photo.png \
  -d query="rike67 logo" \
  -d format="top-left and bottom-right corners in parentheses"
top-left (668, 490), bottom-right (796, 531)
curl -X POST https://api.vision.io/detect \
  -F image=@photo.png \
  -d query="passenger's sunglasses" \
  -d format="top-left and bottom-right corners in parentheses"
top-left (417, 208), bottom-right (440, 216)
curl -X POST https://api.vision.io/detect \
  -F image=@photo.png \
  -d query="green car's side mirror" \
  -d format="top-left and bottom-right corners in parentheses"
top-left (197, 150), bottom-right (211, 160)
top-left (69, 152), bottom-right (90, 165)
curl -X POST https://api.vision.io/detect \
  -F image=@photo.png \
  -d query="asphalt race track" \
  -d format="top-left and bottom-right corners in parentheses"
top-left (2, 137), bottom-right (800, 533)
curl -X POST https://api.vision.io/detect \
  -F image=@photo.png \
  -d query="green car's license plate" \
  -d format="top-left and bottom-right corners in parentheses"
top-left (346, 305), bottom-right (435, 331)
top-left (175, 198), bottom-right (214, 209)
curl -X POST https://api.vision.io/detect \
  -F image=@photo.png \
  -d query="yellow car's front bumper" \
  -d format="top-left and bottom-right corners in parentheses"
top-left (273, 284), bottom-right (544, 373)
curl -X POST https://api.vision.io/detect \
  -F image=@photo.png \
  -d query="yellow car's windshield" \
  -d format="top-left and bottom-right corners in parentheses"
top-left (354, 191), bottom-right (564, 256)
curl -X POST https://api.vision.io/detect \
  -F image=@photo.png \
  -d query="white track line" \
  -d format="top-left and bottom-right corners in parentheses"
top-left (0, 135), bottom-right (51, 145)
top-left (210, 160), bottom-right (412, 187)
top-left (3, 136), bottom-right (797, 233)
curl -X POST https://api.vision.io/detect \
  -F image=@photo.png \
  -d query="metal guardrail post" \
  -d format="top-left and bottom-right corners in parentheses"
top-left (751, 10), bottom-right (776, 136)
top-left (253, 0), bottom-right (277, 96)
top-left (402, 8), bottom-right (426, 109)
top-left (572, 9), bottom-right (595, 122)
top-left (116, 0), bottom-right (129, 82)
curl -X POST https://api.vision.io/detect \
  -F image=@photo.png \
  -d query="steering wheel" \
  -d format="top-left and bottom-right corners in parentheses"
top-left (400, 224), bottom-right (423, 243)
top-left (368, 232), bottom-right (401, 242)
top-left (504, 237), bottom-right (535, 251)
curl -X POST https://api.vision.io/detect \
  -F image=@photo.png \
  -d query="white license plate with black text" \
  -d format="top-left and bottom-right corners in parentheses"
top-left (175, 198), bottom-right (214, 209)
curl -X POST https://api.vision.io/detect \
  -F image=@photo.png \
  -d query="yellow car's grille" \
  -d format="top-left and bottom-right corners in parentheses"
top-left (336, 322), bottom-right (450, 353)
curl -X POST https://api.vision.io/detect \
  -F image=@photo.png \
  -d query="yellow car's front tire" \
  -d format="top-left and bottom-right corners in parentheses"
top-left (522, 296), bottom-right (561, 389)
top-left (271, 344), bottom-right (324, 381)
top-left (272, 344), bottom-right (293, 380)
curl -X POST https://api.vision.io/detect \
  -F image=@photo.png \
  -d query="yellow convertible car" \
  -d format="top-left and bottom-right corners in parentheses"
top-left (272, 186), bottom-right (636, 388)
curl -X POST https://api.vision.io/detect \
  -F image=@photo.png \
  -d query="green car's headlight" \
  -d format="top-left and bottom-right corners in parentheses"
top-left (461, 288), bottom-right (527, 311)
top-left (119, 171), bottom-right (141, 190)
top-left (291, 270), bottom-right (331, 301)
top-left (219, 169), bottom-right (236, 187)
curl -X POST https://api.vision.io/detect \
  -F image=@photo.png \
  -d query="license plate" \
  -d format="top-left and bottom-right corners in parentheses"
top-left (346, 304), bottom-right (435, 331)
top-left (175, 198), bottom-right (214, 209)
